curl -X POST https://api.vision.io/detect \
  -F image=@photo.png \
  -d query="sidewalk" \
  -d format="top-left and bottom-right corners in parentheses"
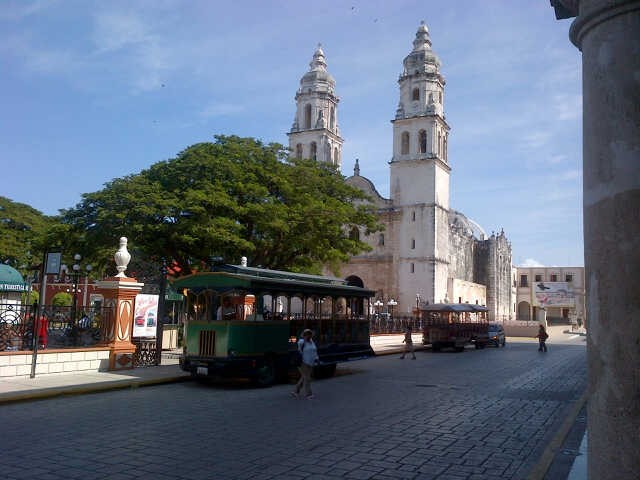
top-left (0, 335), bottom-right (418, 404)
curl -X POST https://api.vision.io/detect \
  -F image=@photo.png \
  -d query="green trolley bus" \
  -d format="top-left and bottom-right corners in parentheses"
top-left (173, 263), bottom-right (375, 386)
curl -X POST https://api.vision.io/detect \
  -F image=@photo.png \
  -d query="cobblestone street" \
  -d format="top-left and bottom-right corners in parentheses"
top-left (0, 339), bottom-right (586, 480)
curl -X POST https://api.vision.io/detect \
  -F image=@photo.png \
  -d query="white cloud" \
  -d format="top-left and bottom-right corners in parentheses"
top-left (0, 0), bottom-right (53, 21)
top-left (521, 130), bottom-right (551, 149)
top-left (519, 258), bottom-right (545, 267)
top-left (553, 93), bottom-right (582, 121)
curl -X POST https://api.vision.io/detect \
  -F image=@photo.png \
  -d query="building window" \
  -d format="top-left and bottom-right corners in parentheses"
top-left (550, 274), bottom-right (558, 282)
top-left (412, 87), bottom-right (419, 101)
top-left (520, 275), bottom-right (528, 287)
top-left (439, 91), bottom-right (442, 103)
top-left (401, 131), bottom-right (410, 155)
top-left (419, 130), bottom-right (427, 154)
top-left (535, 274), bottom-right (542, 282)
top-left (330, 106), bottom-right (335, 130)
top-left (310, 142), bottom-right (317, 160)
top-left (566, 274), bottom-right (573, 282)
top-left (410, 263), bottom-right (414, 273)
top-left (334, 147), bottom-right (339, 164)
top-left (443, 136), bottom-right (447, 161)
top-left (295, 143), bottom-right (303, 159)
top-left (411, 239), bottom-right (415, 249)
top-left (349, 227), bottom-right (360, 242)
top-left (378, 234), bottom-right (384, 246)
top-left (304, 104), bottom-right (312, 129)
top-left (412, 211), bottom-right (416, 221)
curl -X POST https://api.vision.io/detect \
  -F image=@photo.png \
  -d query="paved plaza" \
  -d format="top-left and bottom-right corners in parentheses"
top-left (0, 335), bottom-right (586, 480)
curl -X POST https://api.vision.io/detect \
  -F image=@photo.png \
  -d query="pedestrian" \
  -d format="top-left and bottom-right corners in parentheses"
top-left (400, 325), bottom-right (416, 359)
top-left (291, 329), bottom-right (319, 399)
top-left (536, 325), bottom-right (549, 352)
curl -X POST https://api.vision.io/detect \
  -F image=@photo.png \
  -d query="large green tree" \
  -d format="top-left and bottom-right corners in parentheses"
top-left (0, 196), bottom-right (54, 271)
top-left (58, 135), bottom-right (381, 276)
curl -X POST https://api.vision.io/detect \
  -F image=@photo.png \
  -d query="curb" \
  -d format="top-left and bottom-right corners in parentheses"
top-left (0, 374), bottom-right (192, 405)
top-left (527, 389), bottom-right (588, 480)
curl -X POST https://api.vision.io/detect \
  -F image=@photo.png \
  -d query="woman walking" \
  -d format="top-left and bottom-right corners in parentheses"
top-left (536, 325), bottom-right (549, 352)
top-left (291, 329), bottom-right (319, 399)
top-left (400, 325), bottom-right (416, 359)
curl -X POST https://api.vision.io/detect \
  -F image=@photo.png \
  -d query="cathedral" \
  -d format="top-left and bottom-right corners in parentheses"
top-left (287, 23), bottom-right (513, 321)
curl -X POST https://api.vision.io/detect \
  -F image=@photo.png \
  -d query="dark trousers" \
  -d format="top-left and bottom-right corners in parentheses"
top-left (538, 339), bottom-right (547, 352)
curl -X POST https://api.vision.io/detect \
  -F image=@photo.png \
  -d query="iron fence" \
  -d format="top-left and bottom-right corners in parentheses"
top-left (369, 315), bottom-right (423, 335)
top-left (0, 303), bottom-right (114, 352)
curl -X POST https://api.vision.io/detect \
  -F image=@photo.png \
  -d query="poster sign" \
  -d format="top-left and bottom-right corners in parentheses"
top-left (133, 294), bottom-right (159, 338)
top-left (45, 252), bottom-right (62, 275)
top-left (534, 282), bottom-right (575, 308)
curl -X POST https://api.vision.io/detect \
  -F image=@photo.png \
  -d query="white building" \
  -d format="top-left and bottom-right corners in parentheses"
top-left (515, 266), bottom-right (586, 324)
top-left (289, 24), bottom-right (514, 321)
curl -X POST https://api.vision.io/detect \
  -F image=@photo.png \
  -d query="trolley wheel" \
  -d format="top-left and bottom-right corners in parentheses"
top-left (254, 358), bottom-right (276, 387)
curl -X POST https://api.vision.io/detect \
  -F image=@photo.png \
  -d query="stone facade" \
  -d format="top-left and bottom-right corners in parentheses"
top-left (338, 24), bottom-right (512, 320)
top-left (515, 265), bottom-right (586, 324)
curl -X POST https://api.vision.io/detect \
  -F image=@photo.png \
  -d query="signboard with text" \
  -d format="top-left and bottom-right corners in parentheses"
top-left (133, 294), bottom-right (159, 338)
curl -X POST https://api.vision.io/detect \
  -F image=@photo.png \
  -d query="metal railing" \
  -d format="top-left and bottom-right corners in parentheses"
top-left (369, 315), bottom-right (423, 335)
top-left (0, 303), bottom-right (114, 352)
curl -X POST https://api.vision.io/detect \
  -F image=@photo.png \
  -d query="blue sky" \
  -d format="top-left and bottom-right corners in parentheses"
top-left (0, 0), bottom-right (583, 267)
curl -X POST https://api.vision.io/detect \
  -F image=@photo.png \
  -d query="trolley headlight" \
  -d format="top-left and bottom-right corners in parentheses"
top-left (228, 349), bottom-right (237, 357)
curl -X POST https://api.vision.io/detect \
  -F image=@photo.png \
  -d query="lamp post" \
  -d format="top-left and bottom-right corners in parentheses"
top-left (374, 299), bottom-right (383, 315)
top-left (387, 298), bottom-right (397, 319)
top-left (68, 254), bottom-right (91, 325)
top-left (155, 259), bottom-right (168, 366)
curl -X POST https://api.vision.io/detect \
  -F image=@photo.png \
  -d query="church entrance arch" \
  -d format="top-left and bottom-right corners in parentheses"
top-left (345, 275), bottom-right (364, 288)
top-left (517, 301), bottom-right (531, 321)
top-left (345, 275), bottom-right (365, 315)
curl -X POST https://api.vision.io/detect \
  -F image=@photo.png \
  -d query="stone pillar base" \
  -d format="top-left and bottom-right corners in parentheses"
top-left (109, 344), bottom-right (137, 370)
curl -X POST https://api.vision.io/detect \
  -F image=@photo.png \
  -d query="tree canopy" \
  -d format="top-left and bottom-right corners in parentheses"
top-left (57, 135), bottom-right (381, 276)
top-left (0, 196), bottom-right (53, 271)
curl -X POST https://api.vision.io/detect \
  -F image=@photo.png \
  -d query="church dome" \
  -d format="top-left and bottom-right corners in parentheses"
top-left (449, 210), bottom-right (487, 240)
top-left (300, 45), bottom-right (336, 92)
top-left (402, 22), bottom-right (441, 76)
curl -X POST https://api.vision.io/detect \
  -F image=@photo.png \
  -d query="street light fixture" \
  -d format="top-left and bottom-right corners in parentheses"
top-left (69, 254), bottom-right (91, 325)
top-left (374, 299), bottom-right (383, 314)
top-left (387, 298), bottom-right (397, 319)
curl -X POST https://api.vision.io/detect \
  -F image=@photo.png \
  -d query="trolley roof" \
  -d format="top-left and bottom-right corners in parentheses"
top-left (171, 264), bottom-right (375, 299)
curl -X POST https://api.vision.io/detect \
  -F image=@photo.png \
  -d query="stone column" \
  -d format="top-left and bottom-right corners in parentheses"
top-left (554, 1), bottom-right (640, 478)
top-left (97, 277), bottom-right (144, 370)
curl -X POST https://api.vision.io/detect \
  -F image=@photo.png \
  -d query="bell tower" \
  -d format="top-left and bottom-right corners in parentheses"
top-left (288, 45), bottom-right (344, 170)
top-left (390, 22), bottom-right (451, 307)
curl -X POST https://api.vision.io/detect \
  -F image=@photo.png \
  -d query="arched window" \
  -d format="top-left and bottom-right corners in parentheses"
top-left (412, 87), bottom-right (420, 101)
top-left (410, 263), bottom-right (415, 273)
top-left (334, 147), bottom-right (339, 165)
top-left (439, 91), bottom-right (443, 103)
top-left (378, 234), bottom-right (385, 246)
top-left (310, 142), bottom-right (317, 160)
top-left (330, 106), bottom-right (335, 130)
top-left (419, 130), bottom-right (427, 154)
top-left (349, 227), bottom-right (360, 242)
top-left (295, 143), bottom-right (303, 159)
top-left (401, 131), bottom-right (410, 155)
top-left (412, 211), bottom-right (416, 221)
top-left (411, 238), bottom-right (415, 249)
top-left (326, 143), bottom-right (332, 162)
top-left (304, 104), bottom-right (312, 129)
top-left (437, 132), bottom-right (441, 156)
top-left (443, 136), bottom-right (447, 161)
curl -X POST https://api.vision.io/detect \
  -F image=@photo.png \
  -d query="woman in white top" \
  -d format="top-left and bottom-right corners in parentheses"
top-left (291, 329), bottom-right (319, 399)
